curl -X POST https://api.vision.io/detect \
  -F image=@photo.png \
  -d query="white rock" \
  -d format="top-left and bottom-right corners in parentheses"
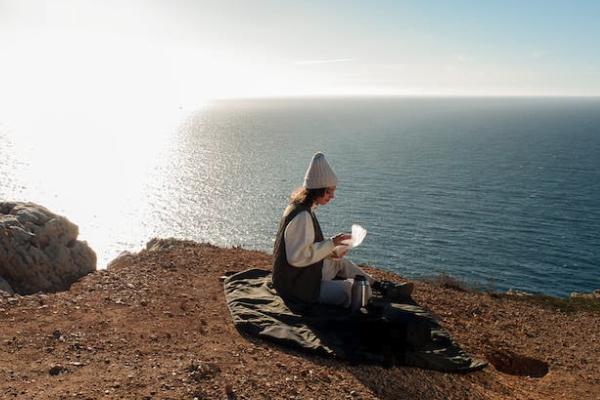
top-left (0, 202), bottom-right (96, 294)
top-left (570, 291), bottom-right (596, 301)
top-left (506, 289), bottom-right (533, 297)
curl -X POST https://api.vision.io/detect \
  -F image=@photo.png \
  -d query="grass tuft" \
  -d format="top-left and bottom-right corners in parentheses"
top-left (498, 293), bottom-right (600, 313)
top-left (423, 273), bottom-right (470, 292)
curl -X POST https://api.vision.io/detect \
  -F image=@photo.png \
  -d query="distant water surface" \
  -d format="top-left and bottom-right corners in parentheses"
top-left (1, 97), bottom-right (599, 297)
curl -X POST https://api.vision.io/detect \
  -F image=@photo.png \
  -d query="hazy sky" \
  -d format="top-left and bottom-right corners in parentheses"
top-left (1, 0), bottom-right (599, 112)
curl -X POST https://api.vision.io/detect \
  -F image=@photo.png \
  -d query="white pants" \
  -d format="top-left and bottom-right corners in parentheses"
top-left (318, 258), bottom-right (374, 308)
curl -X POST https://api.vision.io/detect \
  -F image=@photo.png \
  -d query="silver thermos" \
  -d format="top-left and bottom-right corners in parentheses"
top-left (350, 275), bottom-right (370, 311)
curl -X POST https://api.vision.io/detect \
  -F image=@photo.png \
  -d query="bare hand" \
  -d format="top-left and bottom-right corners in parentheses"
top-left (335, 246), bottom-right (349, 259)
top-left (332, 233), bottom-right (351, 246)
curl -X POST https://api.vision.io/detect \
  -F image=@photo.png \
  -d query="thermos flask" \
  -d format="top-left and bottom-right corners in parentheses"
top-left (350, 275), bottom-right (370, 311)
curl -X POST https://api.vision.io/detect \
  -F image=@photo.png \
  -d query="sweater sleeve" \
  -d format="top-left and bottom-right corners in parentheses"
top-left (284, 211), bottom-right (335, 267)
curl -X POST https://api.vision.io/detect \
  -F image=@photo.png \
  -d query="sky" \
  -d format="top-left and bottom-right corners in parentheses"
top-left (1, 0), bottom-right (599, 116)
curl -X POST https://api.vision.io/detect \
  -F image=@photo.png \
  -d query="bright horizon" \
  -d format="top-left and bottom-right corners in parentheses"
top-left (1, 0), bottom-right (600, 112)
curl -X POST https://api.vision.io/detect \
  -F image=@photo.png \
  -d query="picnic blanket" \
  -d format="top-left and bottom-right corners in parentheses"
top-left (224, 268), bottom-right (487, 372)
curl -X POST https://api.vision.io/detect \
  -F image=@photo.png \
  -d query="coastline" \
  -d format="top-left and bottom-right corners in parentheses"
top-left (5, 96), bottom-right (600, 298)
top-left (1, 238), bottom-right (599, 399)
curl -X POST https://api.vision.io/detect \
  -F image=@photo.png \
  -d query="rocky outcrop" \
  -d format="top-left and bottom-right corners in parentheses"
top-left (0, 202), bottom-right (96, 294)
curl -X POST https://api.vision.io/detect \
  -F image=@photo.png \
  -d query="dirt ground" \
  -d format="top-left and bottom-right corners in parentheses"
top-left (1, 239), bottom-right (598, 399)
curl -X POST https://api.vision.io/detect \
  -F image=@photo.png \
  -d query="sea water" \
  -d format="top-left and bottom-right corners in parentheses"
top-left (1, 97), bottom-right (599, 297)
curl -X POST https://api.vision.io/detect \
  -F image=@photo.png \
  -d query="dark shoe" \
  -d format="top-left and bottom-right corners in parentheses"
top-left (387, 282), bottom-right (414, 300)
top-left (373, 280), bottom-right (414, 301)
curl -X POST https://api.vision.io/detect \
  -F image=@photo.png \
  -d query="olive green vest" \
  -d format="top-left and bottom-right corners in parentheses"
top-left (272, 204), bottom-right (324, 304)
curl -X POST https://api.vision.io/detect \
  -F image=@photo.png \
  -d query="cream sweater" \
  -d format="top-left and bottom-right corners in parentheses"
top-left (284, 210), bottom-right (335, 267)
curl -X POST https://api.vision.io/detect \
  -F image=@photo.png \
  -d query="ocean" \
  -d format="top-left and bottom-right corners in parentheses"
top-left (1, 97), bottom-right (599, 297)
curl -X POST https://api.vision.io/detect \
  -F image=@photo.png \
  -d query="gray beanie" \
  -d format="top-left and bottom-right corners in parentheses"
top-left (303, 152), bottom-right (338, 189)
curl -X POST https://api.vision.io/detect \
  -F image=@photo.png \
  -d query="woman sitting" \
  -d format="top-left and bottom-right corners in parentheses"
top-left (272, 152), bottom-right (377, 307)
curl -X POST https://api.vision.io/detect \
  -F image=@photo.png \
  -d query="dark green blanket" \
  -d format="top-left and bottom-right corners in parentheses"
top-left (224, 268), bottom-right (486, 372)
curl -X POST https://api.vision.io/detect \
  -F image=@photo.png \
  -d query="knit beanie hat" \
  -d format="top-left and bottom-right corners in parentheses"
top-left (303, 152), bottom-right (338, 189)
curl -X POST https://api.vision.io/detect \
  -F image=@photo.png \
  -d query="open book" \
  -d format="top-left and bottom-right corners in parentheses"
top-left (333, 224), bottom-right (367, 257)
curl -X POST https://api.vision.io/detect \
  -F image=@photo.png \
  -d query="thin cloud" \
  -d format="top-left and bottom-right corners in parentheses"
top-left (294, 58), bottom-right (354, 65)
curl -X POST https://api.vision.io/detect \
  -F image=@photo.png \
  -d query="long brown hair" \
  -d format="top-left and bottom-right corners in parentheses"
top-left (289, 187), bottom-right (327, 207)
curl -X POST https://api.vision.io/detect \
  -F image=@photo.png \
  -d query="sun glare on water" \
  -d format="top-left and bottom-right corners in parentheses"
top-left (0, 4), bottom-right (242, 265)
top-left (1, 95), bottom-right (192, 267)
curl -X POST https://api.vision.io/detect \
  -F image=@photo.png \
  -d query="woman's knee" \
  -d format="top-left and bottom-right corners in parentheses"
top-left (319, 279), bottom-right (353, 307)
